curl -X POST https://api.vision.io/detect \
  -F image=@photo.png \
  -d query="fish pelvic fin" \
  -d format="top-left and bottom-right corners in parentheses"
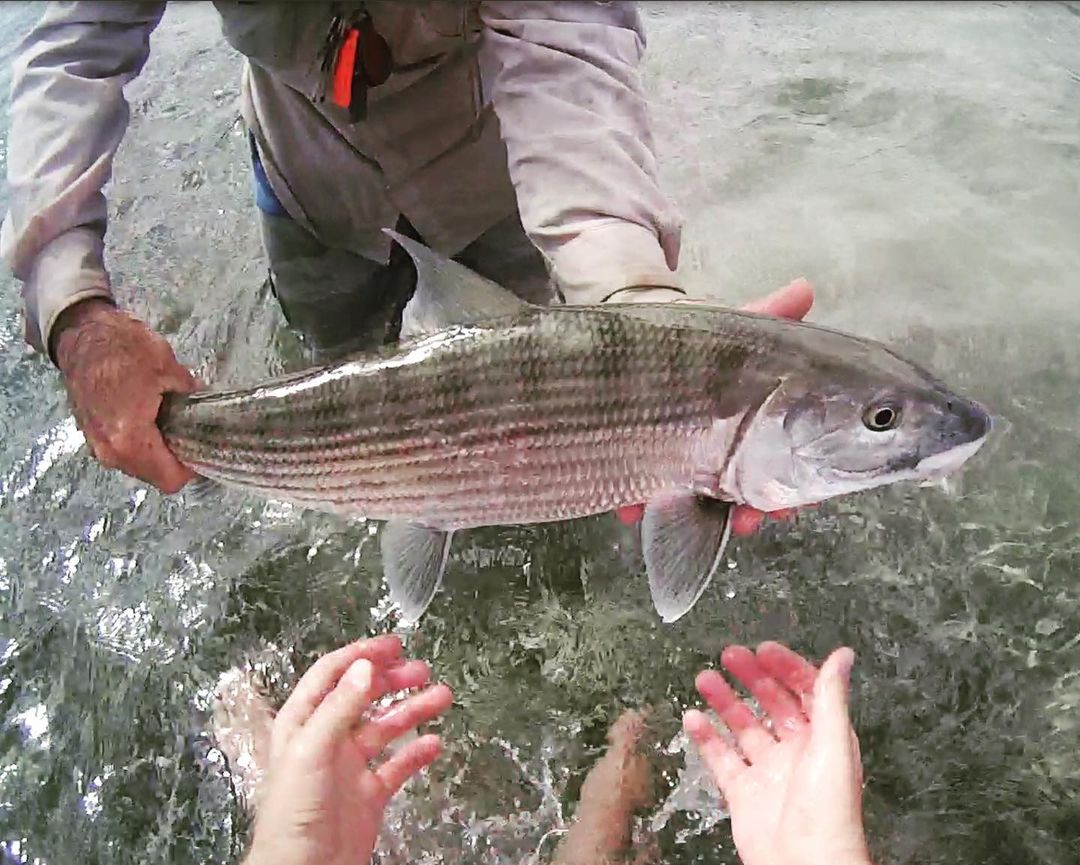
top-left (642, 493), bottom-right (733, 623)
top-left (381, 520), bottom-right (454, 624)
top-left (383, 229), bottom-right (533, 336)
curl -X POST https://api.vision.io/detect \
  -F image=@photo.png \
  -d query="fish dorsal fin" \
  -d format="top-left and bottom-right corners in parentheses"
top-left (383, 229), bottom-right (532, 336)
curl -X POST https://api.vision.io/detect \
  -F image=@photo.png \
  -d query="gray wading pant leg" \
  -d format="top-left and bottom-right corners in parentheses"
top-left (256, 207), bottom-right (402, 360)
top-left (251, 143), bottom-right (554, 363)
top-left (452, 214), bottom-right (555, 307)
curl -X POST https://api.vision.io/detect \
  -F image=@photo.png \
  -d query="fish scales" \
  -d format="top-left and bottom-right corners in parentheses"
top-left (161, 307), bottom-right (753, 528)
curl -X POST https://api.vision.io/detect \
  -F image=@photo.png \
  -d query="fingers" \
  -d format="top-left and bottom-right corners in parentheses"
top-left (272, 635), bottom-right (407, 747)
top-left (720, 646), bottom-right (807, 739)
top-left (623, 500), bottom-right (805, 535)
top-left (147, 449), bottom-right (196, 493)
top-left (694, 669), bottom-right (776, 762)
top-left (155, 354), bottom-right (199, 395)
top-left (87, 420), bottom-right (196, 494)
top-left (688, 641), bottom-right (855, 799)
top-left (131, 436), bottom-right (197, 493)
top-left (731, 506), bottom-right (765, 536)
top-left (373, 733), bottom-right (444, 799)
top-left (809, 647), bottom-right (856, 751)
top-left (382, 658), bottom-right (437, 693)
top-left (850, 728), bottom-right (864, 787)
top-left (149, 357), bottom-right (201, 490)
top-left (355, 683), bottom-right (453, 760)
top-left (740, 277), bottom-right (814, 321)
top-left (756, 641), bottom-right (820, 703)
top-left (299, 657), bottom-right (378, 747)
top-left (731, 505), bottom-right (801, 537)
top-left (683, 708), bottom-right (747, 789)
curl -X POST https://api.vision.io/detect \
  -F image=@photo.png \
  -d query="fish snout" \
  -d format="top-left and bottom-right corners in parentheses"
top-left (944, 395), bottom-right (992, 446)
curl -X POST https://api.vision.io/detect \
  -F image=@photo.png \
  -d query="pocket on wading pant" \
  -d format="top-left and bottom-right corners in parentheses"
top-left (247, 133), bottom-right (420, 354)
top-left (248, 131), bottom-right (324, 332)
top-left (249, 133), bottom-right (289, 218)
top-left (248, 131), bottom-right (294, 322)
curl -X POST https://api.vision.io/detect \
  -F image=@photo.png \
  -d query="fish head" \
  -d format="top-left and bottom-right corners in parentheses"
top-left (728, 366), bottom-right (992, 511)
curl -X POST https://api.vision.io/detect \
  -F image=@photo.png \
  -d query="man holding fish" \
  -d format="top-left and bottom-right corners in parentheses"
top-left (3, 2), bottom-right (988, 625)
top-left (3, 1), bottom-right (807, 509)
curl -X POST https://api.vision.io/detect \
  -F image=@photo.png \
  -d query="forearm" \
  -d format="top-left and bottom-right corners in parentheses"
top-left (478, 1), bottom-right (685, 305)
top-left (0, 1), bottom-right (165, 359)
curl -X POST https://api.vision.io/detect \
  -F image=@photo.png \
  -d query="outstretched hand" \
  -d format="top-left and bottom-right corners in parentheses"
top-left (683, 642), bottom-right (872, 865)
top-left (244, 635), bottom-right (453, 865)
top-left (615, 278), bottom-right (815, 533)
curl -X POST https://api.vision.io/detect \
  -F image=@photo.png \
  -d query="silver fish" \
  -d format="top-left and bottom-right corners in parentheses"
top-left (159, 232), bottom-right (991, 623)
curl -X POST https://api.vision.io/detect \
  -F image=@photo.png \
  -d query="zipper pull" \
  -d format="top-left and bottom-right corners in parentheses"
top-left (331, 27), bottom-right (361, 112)
top-left (329, 16), bottom-right (391, 123)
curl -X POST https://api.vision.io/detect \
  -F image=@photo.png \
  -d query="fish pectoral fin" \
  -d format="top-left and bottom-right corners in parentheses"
top-left (383, 229), bottom-right (534, 336)
top-left (380, 520), bottom-right (454, 624)
top-left (642, 493), bottom-right (733, 624)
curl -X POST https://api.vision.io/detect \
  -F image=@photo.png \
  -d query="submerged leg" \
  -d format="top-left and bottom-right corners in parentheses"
top-left (553, 709), bottom-right (658, 865)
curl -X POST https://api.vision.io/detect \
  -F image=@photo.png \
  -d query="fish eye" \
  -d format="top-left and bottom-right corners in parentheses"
top-left (863, 403), bottom-right (901, 432)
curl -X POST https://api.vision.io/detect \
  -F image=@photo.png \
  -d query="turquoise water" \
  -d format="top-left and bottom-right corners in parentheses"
top-left (0, 3), bottom-right (1078, 863)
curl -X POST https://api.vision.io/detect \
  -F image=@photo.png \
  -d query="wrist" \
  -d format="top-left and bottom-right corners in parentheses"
top-left (813, 848), bottom-right (874, 865)
top-left (785, 837), bottom-right (873, 865)
top-left (50, 298), bottom-right (118, 371)
top-left (240, 837), bottom-right (274, 865)
top-left (602, 284), bottom-right (687, 304)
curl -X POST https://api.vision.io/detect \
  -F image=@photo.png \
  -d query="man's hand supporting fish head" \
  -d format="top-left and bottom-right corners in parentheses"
top-left (608, 276), bottom-right (817, 536)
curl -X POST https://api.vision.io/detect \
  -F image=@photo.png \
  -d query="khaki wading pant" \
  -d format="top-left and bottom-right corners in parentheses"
top-left (249, 134), bottom-right (554, 362)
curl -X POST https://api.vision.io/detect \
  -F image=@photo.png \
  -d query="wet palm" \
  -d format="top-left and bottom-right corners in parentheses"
top-left (245, 635), bottom-right (453, 865)
top-left (684, 642), bottom-right (872, 865)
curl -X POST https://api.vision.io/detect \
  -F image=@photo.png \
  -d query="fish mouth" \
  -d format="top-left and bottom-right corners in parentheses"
top-left (913, 397), bottom-right (992, 479)
top-left (913, 433), bottom-right (989, 480)
top-left (826, 432), bottom-right (990, 483)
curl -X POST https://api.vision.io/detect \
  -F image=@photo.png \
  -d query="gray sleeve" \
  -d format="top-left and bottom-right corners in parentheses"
top-left (478, 1), bottom-right (686, 305)
top-left (0, 1), bottom-right (166, 358)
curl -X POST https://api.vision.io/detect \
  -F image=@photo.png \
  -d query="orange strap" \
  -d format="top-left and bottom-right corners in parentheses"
top-left (331, 28), bottom-right (360, 109)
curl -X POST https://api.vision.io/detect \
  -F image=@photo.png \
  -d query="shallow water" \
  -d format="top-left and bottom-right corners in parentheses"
top-left (1, 2), bottom-right (1078, 864)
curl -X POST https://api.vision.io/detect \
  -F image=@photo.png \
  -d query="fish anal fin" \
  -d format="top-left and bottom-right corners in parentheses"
top-left (642, 492), bottom-right (733, 623)
top-left (380, 520), bottom-right (454, 625)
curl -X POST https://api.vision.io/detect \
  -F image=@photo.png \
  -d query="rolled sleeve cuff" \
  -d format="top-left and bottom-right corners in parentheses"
top-left (549, 221), bottom-right (684, 306)
top-left (23, 228), bottom-right (113, 360)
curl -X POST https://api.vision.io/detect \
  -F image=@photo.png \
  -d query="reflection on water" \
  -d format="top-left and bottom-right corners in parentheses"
top-left (0, 418), bottom-right (85, 506)
top-left (1, 2), bottom-right (1079, 864)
